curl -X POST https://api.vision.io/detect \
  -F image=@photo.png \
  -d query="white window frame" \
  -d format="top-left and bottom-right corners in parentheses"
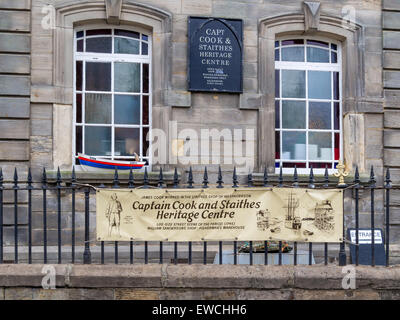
top-left (72, 25), bottom-right (152, 170)
top-left (274, 36), bottom-right (342, 175)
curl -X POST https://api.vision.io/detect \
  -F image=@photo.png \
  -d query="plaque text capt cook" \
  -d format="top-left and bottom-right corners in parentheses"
top-left (188, 17), bottom-right (243, 93)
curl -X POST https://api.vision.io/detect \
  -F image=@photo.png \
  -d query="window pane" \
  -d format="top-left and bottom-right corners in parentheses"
top-left (76, 61), bottom-right (82, 91)
top-left (115, 29), bottom-right (139, 39)
top-left (75, 126), bottom-right (82, 154)
top-left (333, 72), bottom-right (340, 100)
top-left (85, 62), bottom-right (111, 91)
top-left (143, 96), bottom-right (149, 125)
top-left (86, 37), bottom-right (112, 53)
top-left (331, 51), bottom-right (337, 63)
top-left (307, 40), bottom-right (329, 48)
top-left (84, 126), bottom-right (111, 156)
top-left (309, 102), bottom-right (331, 129)
top-left (275, 100), bottom-right (280, 128)
top-left (334, 102), bottom-right (340, 130)
top-left (275, 49), bottom-right (280, 61)
top-left (142, 34), bottom-right (149, 41)
top-left (143, 64), bottom-right (149, 93)
top-left (114, 37), bottom-right (139, 54)
top-left (282, 100), bottom-right (306, 129)
top-left (86, 29), bottom-right (111, 36)
top-left (275, 69), bottom-right (280, 98)
top-left (282, 70), bottom-right (305, 98)
top-left (85, 93), bottom-right (112, 124)
top-left (115, 128), bottom-right (140, 156)
top-left (307, 47), bottom-right (329, 63)
top-left (275, 131), bottom-right (280, 159)
top-left (335, 132), bottom-right (340, 160)
top-left (309, 132), bottom-right (332, 160)
top-left (143, 127), bottom-right (149, 157)
top-left (331, 43), bottom-right (338, 51)
top-left (76, 31), bottom-right (84, 38)
top-left (114, 62), bottom-right (140, 92)
top-left (142, 42), bottom-right (148, 55)
top-left (308, 71), bottom-right (331, 99)
top-left (77, 39), bottom-right (83, 52)
top-left (283, 162), bottom-right (306, 168)
top-left (76, 94), bottom-right (82, 123)
top-left (282, 131), bottom-right (306, 160)
top-left (282, 39), bottom-right (304, 46)
top-left (114, 95), bottom-right (140, 124)
top-left (309, 162), bottom-right (332, 169)
top-left (281, 47), bottom-right (304, 62)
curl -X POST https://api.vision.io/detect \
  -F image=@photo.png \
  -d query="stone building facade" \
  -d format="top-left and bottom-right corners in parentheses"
top-left (0, 0), bottom-right (398, 256)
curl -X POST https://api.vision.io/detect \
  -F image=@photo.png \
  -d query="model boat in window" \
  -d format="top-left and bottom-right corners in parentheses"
top-left (78, 153), bottom-right (146, 171)
top-left (283, 191), bottom-right (302, 230)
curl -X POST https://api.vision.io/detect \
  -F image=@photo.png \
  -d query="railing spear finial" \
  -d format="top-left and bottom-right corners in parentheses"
top-left (217, 166), bottom-right (223, 188)
top-left (113, 167), bottom-right (120, 188)
top-left (158, 167), bottom-right (164, 188)
top-left (385, 167), bottom-right (392, 188)
top-left (173, 167), bottom-right (179, 188)
top-left (247, 169), bottom-right (253, 187)
top-left (369, 165), bottom-right (376, 187)
top-left (143, 167), bottom-right (149, 189)
top-left (263, 166), bottom-right (271, 187)
top-left (293, 166), bottom-right (299, 187)
top-left (13, 167), bottom-right (18, 189)
top-left (128, 168), bottom-right (134, 188)
top-left (232, 167), bottom-right (238, 188)
top-left (187, 167), bottom-right (194, 189)
top-left (323, 165), bottom-right (329, 188)
top-left (308, 166), bottom-right (315, 189)
top-left (71, 166), bottom-right (76, 183)
top-left (202, 167), bottom-right (209, 188)
top-left (56, 167), bottom-right (62, 187)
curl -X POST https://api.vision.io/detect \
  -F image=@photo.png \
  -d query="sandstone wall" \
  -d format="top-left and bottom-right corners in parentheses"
top-left (1, 264), bottom-right (400, 300)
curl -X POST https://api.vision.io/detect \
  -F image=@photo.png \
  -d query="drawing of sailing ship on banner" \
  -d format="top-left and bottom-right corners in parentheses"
top-left (283, 192), bottom-right (302, 231)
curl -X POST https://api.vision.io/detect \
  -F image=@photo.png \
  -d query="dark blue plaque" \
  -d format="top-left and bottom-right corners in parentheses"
top-left (188, 17), bottom-right (243, 93)
top-left (346, 228), bottom-right (386, 266)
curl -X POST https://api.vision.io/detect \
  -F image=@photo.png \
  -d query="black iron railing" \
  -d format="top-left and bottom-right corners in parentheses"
top-left (0, 165), bottom-right (393, 266)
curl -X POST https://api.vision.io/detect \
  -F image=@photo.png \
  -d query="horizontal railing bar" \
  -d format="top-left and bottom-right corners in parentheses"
top-left (3, 185), bottom-right (390, 190)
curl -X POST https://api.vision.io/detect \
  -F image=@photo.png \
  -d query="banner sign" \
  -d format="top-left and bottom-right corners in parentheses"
top-left (96, 188), bottom-right (343, 243)
top-left (188, 16), bottom-right (243, 93)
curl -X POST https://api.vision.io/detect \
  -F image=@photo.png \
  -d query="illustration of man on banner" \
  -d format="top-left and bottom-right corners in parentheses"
top-left (106, 193), bottom-right (123, 237)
